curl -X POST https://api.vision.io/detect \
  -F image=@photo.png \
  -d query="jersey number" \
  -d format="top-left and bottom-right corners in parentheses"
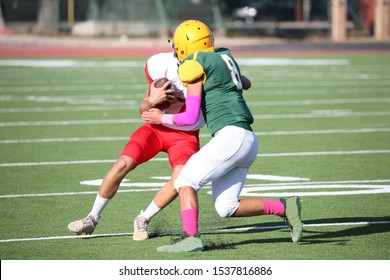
top-left (221, 54), bottom-right (243, 90)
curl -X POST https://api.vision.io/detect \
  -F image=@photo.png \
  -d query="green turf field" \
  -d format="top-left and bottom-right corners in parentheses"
top-left (0, 55), bottom-right (389, 260)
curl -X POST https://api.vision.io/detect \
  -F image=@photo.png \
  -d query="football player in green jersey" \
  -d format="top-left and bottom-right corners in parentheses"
top-left (142, 20), bottom-right (302, 252)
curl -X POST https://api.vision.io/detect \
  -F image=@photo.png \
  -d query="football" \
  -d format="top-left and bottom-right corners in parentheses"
top-left (150, 77), bottom-right (172, 110)
top-left (154, 77), bottom-right (170, 88)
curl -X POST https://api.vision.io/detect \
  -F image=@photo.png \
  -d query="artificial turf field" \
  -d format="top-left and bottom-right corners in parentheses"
top-left (0, 54), bottom-right (389, 268)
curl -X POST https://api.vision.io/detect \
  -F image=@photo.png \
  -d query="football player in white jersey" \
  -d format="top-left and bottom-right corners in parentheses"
top-left (68, 52), bottom-right (204, 240)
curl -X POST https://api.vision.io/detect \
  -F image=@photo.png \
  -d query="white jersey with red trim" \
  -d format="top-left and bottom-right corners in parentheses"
top-left (144, 52), bottom-right (204, 131)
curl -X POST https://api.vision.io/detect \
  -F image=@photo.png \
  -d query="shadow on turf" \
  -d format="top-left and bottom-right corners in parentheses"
top-left (201, 216), bottom-right (390, 250)
top-left (296, 216), bottom-right (390, 245)
top-left (200, 222), bottom-right (291, 251)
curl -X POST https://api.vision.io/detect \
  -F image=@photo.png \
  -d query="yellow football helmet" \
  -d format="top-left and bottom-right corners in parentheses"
top-left (173, 20), bottom-right (215, 61)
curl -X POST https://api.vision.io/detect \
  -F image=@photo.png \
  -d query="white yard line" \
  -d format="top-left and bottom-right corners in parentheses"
top-left (0, 220), bottom-right (388, 243)
top-left (1, 179), bottom-right (389, 199)
top-left (248, 97), bottom-right (390, 106)
top-left (0, 136), bottom-right (130, 144)
top-left (0, 60), bottom-right (144, 68)
top-left (0, 159), bottom-right (118, 167)
top-left (253, 111), bottom-right (390, 119)
top-left (1, 111), bottom-right (390, 127)
top-left (1, 98), bottom-right (390, 113)
top-left (0, 188), bottom-right (162, 199)
top-left (256, 87), bottom-right (390, 96)
top-left (1, 150), bottom-right (389, 167)
top-left (0, 105), bottom-right (138, 113)
top-left (1, 128), bottom-right (389, 144)
top-left (247, 80), bottom-right (390, 88)
top-left (0, 84), bottom-right (138, 93)
top-left (0, 119), bottom-right (143, 127)
top-left (1, 88), bottom-right (389, 105)
top-left (259, 149), bottom-right (390, 157)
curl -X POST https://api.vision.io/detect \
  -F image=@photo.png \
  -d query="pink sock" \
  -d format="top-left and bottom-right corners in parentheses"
top-left (181, 209), bottom-right (198, 237)
top-left (263, 200), bottom-right (285, 215)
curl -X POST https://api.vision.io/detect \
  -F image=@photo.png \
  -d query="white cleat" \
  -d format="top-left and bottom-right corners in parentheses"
top-left (133, 215), bottom-right (149, 241)
top-left (68, 215), bottom-right (97, 235)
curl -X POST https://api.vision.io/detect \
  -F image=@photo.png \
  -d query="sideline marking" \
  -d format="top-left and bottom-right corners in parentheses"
top-left (0, 220), bottom-right (388, 243)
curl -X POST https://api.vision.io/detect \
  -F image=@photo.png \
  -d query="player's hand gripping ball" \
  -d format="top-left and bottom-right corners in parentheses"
top-left (149, 77), bottom-right (173, 110)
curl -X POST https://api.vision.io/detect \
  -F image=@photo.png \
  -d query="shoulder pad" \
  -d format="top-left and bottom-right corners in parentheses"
top-left (178, 60), bottom-right (204, 86)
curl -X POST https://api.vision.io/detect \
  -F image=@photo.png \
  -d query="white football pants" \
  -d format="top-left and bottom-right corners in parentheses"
top-left (174, 125), bottom-right (259, 217)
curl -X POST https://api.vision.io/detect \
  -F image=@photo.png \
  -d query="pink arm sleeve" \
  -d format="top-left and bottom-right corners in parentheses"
top-left (161, 95), bottom-right (201, 126)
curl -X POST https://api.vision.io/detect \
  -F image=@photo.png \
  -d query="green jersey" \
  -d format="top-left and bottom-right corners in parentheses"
top-left (178, 48), bottom-right (254, 136)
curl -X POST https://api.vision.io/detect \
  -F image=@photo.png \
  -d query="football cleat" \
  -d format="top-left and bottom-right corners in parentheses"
top-left (280, 196), bottom-right (303, 243)
top-left (133, 215), bottom-right (149, 241)
top-left (157, 232), bottom-right (204, 252)
top-left (68, 215), bottom-right (97, 235)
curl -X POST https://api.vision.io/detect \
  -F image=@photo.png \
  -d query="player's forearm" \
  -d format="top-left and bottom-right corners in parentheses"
top-left (162, 95), bottom-right (201, 126)
top-left (139, 88), bottom-right (152, 116)
top-left (139, 99), bottom-right (154, 115)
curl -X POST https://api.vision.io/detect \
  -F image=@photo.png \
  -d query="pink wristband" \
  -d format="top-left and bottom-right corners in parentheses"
top-left (162, 114), bottom-right (174, 125)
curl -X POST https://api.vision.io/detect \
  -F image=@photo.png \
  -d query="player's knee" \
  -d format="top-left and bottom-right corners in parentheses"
top-left (114, 156), bottom-right (135, 174)
top-left (214, 200), bottom-right (239, 218)
top-left (174, 178), bottom-right (199, 192)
